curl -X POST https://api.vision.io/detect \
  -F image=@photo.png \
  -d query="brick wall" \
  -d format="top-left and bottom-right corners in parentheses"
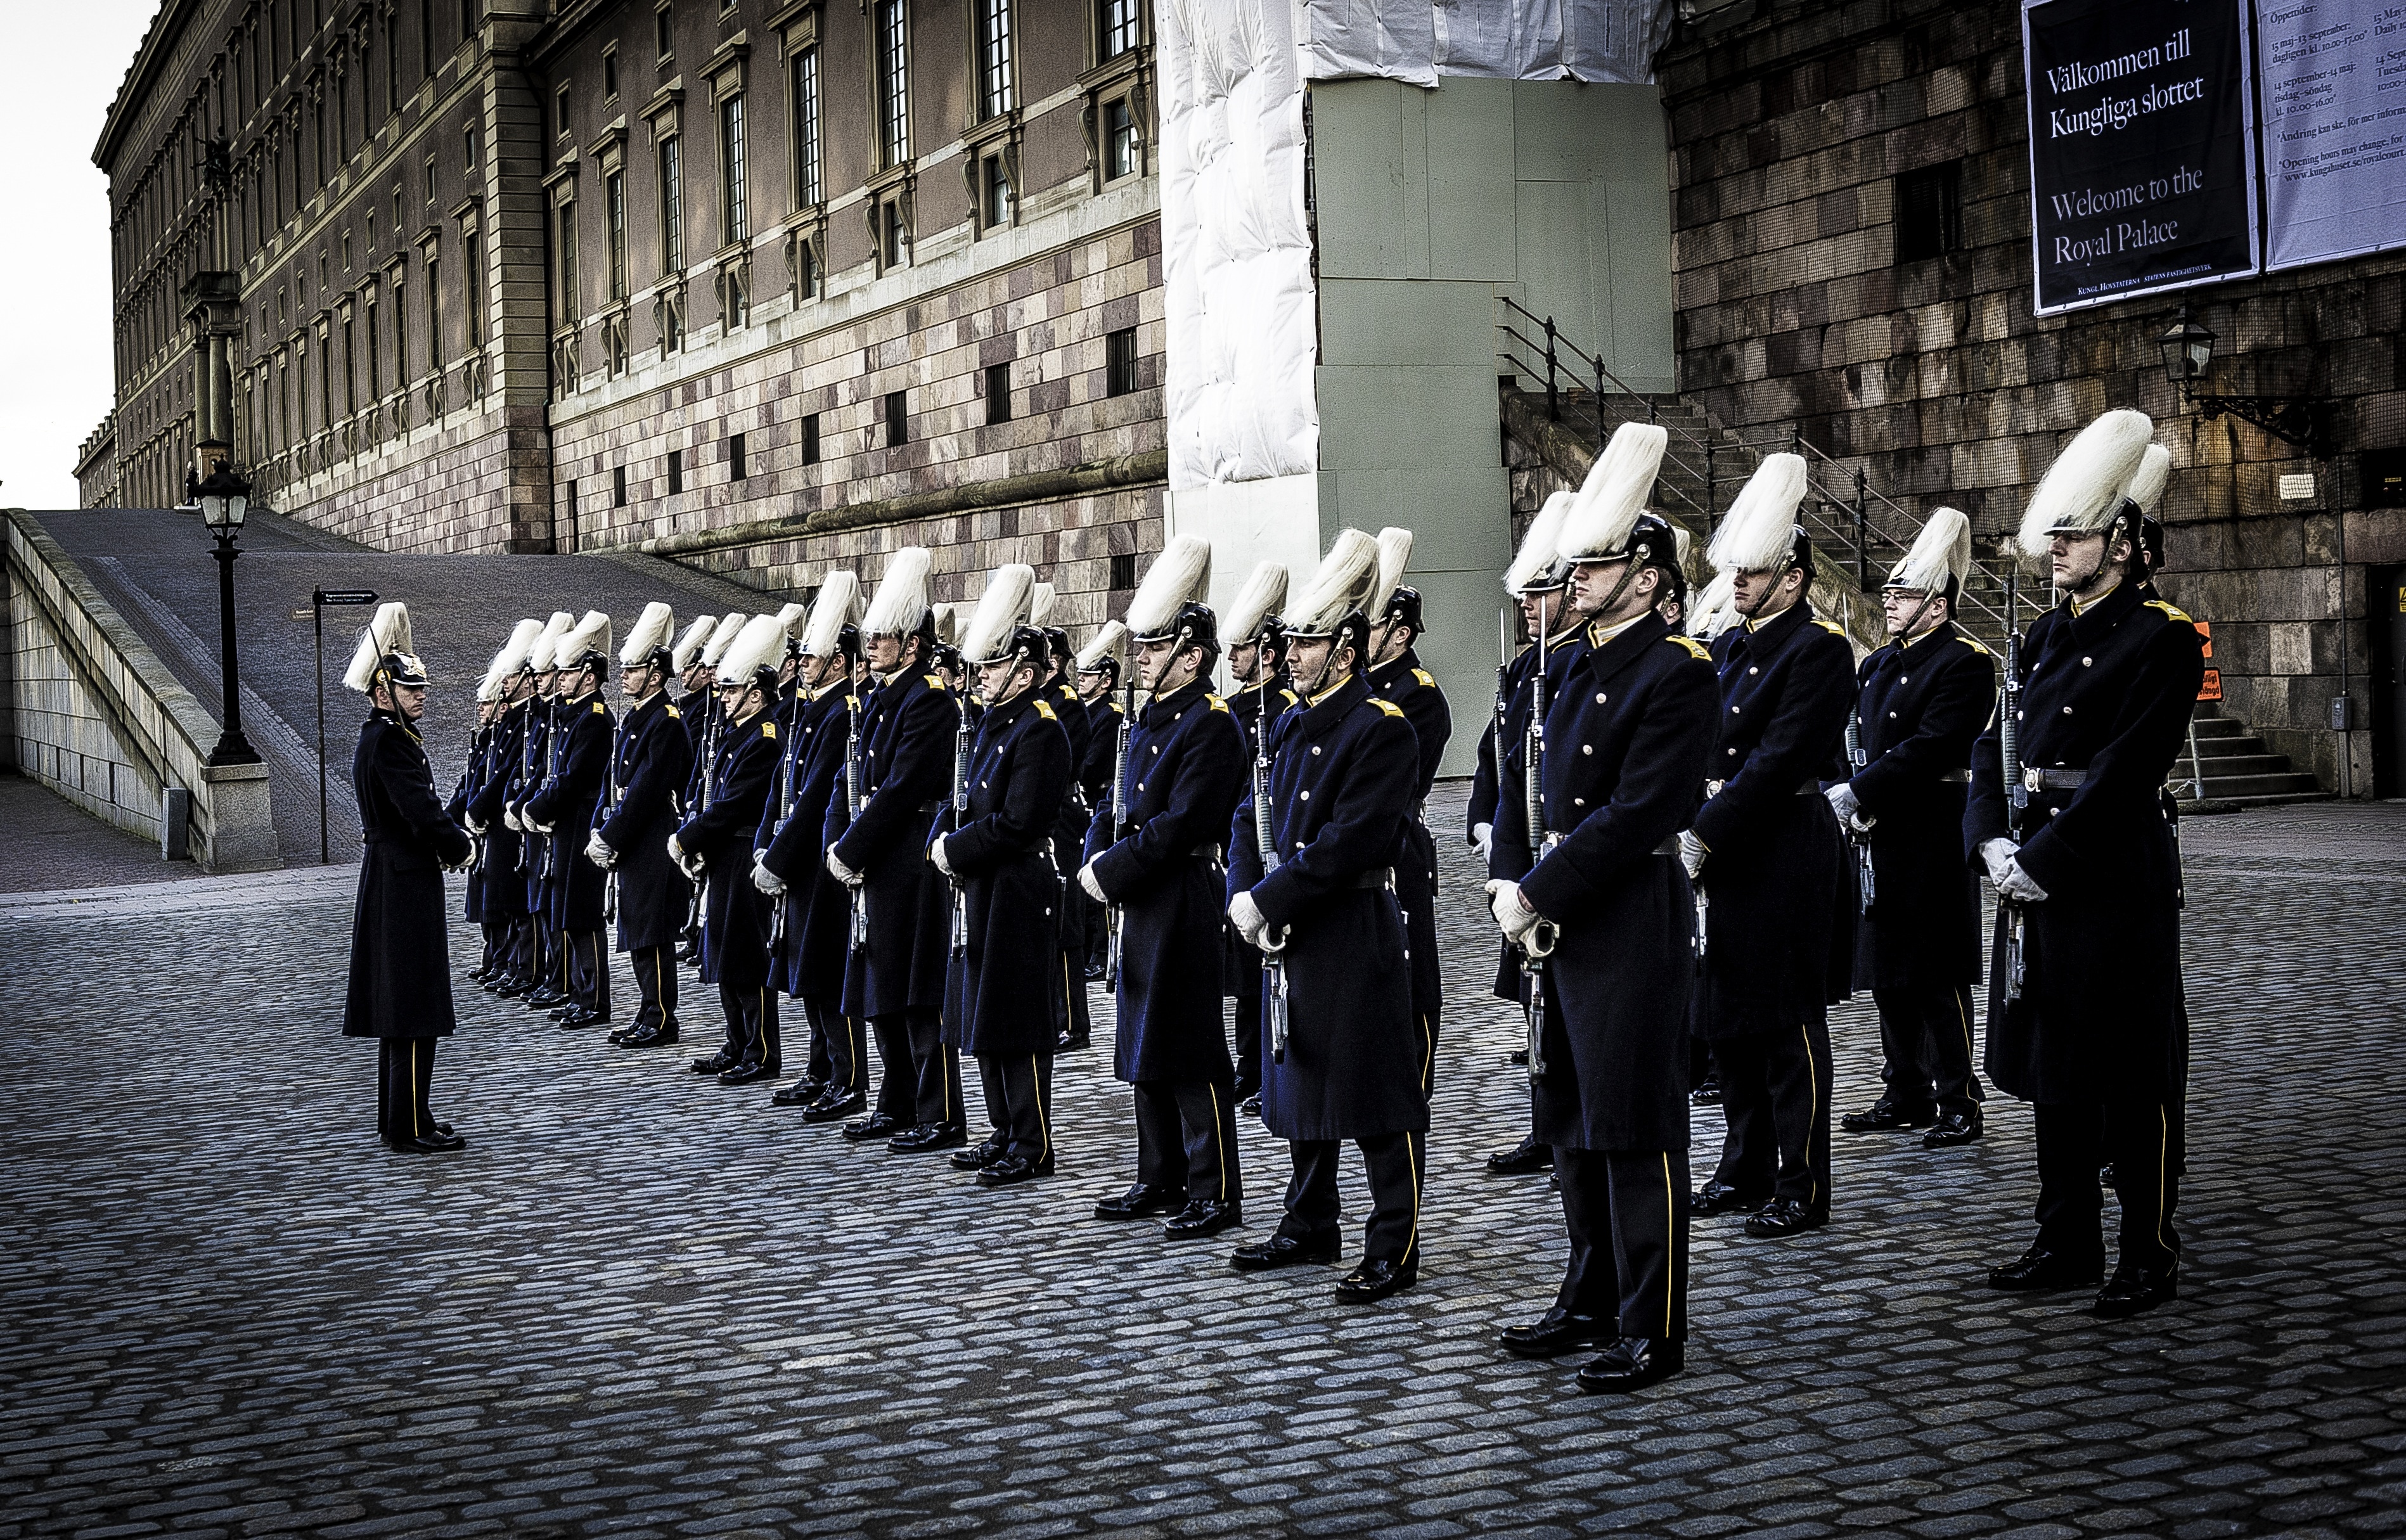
top-left (1659, 0), bottom-right (2406, 794)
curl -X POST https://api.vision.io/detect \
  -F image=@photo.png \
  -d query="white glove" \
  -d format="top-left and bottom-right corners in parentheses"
top-left (1997, 857), bottom-right (2049, 904)
top-left (584, 831), bottom-right (616, 869)
top-left (1227, 890), bottom-right (1268, 949)
top-left (1979, 837), bottom-right (2019, 892)
top-left (1484, 878), bottom-right (1542, 942)
top-left (1678, 830), bottom-right (1709, 880)
top-left (503, 806), bottom-right (522, 833)
top-left (526, 812), bottom-right (555, 835)
top-left (667, 833), bottom-right (686, 865)
top-left (1825, 782), bottom-right (1862, 825)
top-left (465, 812), bottom-right (486, 836)
top-left (1472, 822), bottom-right (1494, 864)
top-left (1078, 861), bottom-right (1107, 902)
top-left (826, 845), bottom-right (863, 887)
top-left (752, 853), bottom-right (787, 895)
top-left (930, 837), bottom-right (955, 878)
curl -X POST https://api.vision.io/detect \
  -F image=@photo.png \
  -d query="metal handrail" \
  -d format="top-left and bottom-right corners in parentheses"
top-left (1496, 295), bottom-right (2009, 634)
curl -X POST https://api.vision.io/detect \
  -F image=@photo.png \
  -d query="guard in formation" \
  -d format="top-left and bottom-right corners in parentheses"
top-left (591, 604), bottom-right (693, 1050)
top-left (1219, 562), bottom-right (1297, 1112)
top-left (676, 614), bottom-right (787, 1084)
top-left (524, 612), bottom-right (617, 1029)
top-left (1070, 623), bottom-right (1129, 982)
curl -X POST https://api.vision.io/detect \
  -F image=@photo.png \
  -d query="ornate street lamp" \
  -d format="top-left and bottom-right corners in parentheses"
top-left (2158, 302), bottom-right (2332, 458)
top-left (190, 461), bottom-right (262, 767)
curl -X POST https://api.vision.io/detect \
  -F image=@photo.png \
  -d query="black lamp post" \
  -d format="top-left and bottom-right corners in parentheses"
top-left (190, 461), bottom-right (262, 767)
top-left (2158, 302), bottom-right (2333, 458)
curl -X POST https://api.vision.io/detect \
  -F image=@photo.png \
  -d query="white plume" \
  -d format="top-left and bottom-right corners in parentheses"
top-left (863, 548), bottom-right (934, 638)
top-left (1706, 454), bottom-right (1810, 574)
top-left (2017, 409), bottom-right (2154, 558)
top-left (1126, 535), bottom-right (1214, 639)
top-left (961, 565), bottom-right (1036, 664)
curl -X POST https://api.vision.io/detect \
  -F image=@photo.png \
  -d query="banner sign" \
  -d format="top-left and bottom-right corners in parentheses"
top-left (2024, 0), bottom-right (2259, 315)
top-left (2258, 1), bottom-right (2406, 271)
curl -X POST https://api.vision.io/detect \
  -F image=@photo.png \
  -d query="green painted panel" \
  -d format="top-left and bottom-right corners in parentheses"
top-left (1318, 365), bottom-right (1506, 472)
top-left (1424, 78), bottom-right (1519, 281)
top-left (1318, 279), bottom-right (1498, 367)
top-left (1310, 79), bottom-right (1429, 281)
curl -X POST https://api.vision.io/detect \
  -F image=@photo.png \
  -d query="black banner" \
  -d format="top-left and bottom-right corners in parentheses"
top-left (2025, 0), bottom-right (2257, 314)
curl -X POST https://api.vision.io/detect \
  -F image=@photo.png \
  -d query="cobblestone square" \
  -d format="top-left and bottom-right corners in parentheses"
top-left (3, 787), bottom-right (2402, 1538)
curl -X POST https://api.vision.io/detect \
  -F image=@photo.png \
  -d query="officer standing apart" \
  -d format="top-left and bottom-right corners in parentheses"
top-left (341, 603), bottom-right (474, 1154)
top-left (525, 611), bottom-right (617, 1030)
top-left (1832, 510), bottom-right (1995, 1148)
top-left (1970, 409), bottom-right (2203, 1319)
top-left (1485, 425), bottom-right (1719, 1393)
top-left (590, 603), bottom-right (694, 1051)
top-left (1683, 454), bottom-right (1858, 1238)
top-left (1226, 530), bottom-right (1428, 1304)
top-left (674, 615), bottom-right (787, 1085)
top-left (937, 567), bottom-right (1074, 1188)
top-left (1081, 537), bottom-right (1249, 1241)
top-left (1219, 561), bottom-right (1296, 1113)
top-left (826, 549), bottom-right (965, 1153)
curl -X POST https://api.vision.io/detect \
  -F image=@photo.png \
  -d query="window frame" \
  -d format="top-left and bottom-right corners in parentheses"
top-left (875, 0), bottom-right (910, 170)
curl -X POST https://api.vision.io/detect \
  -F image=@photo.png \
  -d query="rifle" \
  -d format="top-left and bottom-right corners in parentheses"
top-left (1844, 703), bottom-right (1875, 916)
top-left (844, 683), bottom-right (868, 949)
top-left (1520, 615), bottom-right (1558, 1081)
top-left (1103, 666), bottom-right (1135, 991)
top-left (947, 684), bottom-right (972, 956)
top-left (1493, 610), bottom-right (1512, 847)
top-left (768, 692), bottom-right (799, 952)
top-left (683, 696), bottom-right (719, 935)
top-left (601, 709), bottom-right (624, 925)
top-left (1251, 621), bottom-right (1291, 1063)
top-left (2000, 571), bottom-right (2028, 1001)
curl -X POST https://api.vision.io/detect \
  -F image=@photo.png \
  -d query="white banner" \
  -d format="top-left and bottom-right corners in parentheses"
top-left (2258, 0), bottom-right (2406, 271)
top-left (1296, 0), bottom-right (1671, 85)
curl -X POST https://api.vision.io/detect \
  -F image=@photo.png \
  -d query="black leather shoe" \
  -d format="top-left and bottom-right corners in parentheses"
top-left (1507, 1047), bottom-right (1529, 1066)
top-left (385, 1130), bottom-right (468, 1154)
top-left (1486, 1134), bottom-right (1552, 1176)
top-left (951, 1138), bottom-right (1008, 1171)
top-left (1500, 1308), bottom-right (1613, 1359)
top-left (719, 1060), bottom-right (780, 1086)
top-left (1229, 1233), bottom-right (1339, 1271)
top-left (1094, 1183), bottom-right (1186, 1220)
top-left (1923, 1110), bottom-right (1983, 1148)
top-left (804, 1088), bottom-right (868, 1124)
top-left (888, 1123), bottom-right (968, 1154)
top-left (622, 1022), bottom-right (680, 1048)
top-left (1334, 1258), bottom-right (1417, 1304)
top-left (842, 1113), bottom-right (901, 1141)
top-left (548, 1003), bottom-right (578, 1020)
top-left (526, 989), bottom-right (569, 1010)
top-left (1987, 1243), bottom-right (2105, 1293)
top-left (691, 1051), bottom-right (737, 1075)
top-left (771, 1078), bottom-right (828, 1107)
top-left (1055, 1030), bottom-right (1091, 1053)
top-left (606, 1022), bottom-right (636, 1045)
top-left (1576, 1337), bottom-right (1683, 1394)
top-left (978, 1155), bottom-right (1053, 1188)
top-left (561, 1010), bottom-right (608, 1030)
top-left (1163, 1200), bottom-right (1242, 1240)
top-left (1744, 1198), bottom-right (1828, 1237)
top-left (1691, 1181), bottom-right (1765, 1217)
top-left (1841, 1097), bottom-right (1937, 1133)
top-left (2093, 1262), bottom-right (2178, 1319)
top-left (1689, 1077), bottom-right (1722, 1107)
top-left (1239, 1094), bottom-right (1263, 1117)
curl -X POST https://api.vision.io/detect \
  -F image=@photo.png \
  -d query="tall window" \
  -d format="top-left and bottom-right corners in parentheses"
top-left (1100, 0), bottom-right (1141, 59)
top-left (876, 0), bottom-right (910, 167)
top-left (425, 255), bottom-right (443, 370)
top-left (465, 229), bottom-right (486, 344)
top-left (392, 282), bottom-right (408, 384)
top-left (421, 0), bottom-right (434, 77)
top-left (342, 315), bottom-right (357, 416)
top-left (975, 0), bottom-right (1012, 120)
top-left (719, 95), bottom-right (747, 243)
top-left (792, 48), bottom-right (822, 206)
top-left (607, 170), bottom-right (627, 297)
top-left (366, 297), bottom-right (382, 397)
top-left (1103, 97), bottom-right (1138, 180)
top-left (556, 202), bottom-right (578, 324)
top-left (659, 135), bottom-right (684, 269)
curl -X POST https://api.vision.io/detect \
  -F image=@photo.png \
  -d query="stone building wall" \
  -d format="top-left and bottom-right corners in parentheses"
top-left (1657, 0), bottom-right (2406, 795)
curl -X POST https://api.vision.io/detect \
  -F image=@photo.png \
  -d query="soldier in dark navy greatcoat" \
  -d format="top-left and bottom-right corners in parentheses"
top-left (1830, 510), bottom-right (1995, 1149)
top-left (590, 604), bottom-right (693, 1051)
top-left (1362, 529), bottom-right (1455, 1094)
top-left (1081, 537), bottom-right (1249, 1240)
top-left (1226, 530), bottom-right (1427, 1306)
top-left (1218, 563), bottom-right (1297, 1112)
top-left (465, 620), bottom-right (541, 997)
top-left (505, 613), bottom-right (574, 1007)
top-left (340, 603), bottom-right (475, 1154)
top-left (1969, 409), bottom-right (2203, 1320)
top-left (526, 612), bottom-right (617, 1030)
top-left (676, 614), bottom-right (743, 965)
top-left (937, 570), bottom-right (1074, 1187)
top-left (1682, 454), bottom-right (1858, 1240)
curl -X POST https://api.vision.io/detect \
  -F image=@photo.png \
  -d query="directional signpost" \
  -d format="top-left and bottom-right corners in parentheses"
top-left (313, 588), bottom-right (379, 864)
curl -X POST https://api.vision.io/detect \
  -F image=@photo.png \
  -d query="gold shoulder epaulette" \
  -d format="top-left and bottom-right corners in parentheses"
top-left (925, 674), bottom-right (945, 689)
top-left (1814, 619), bottom-right (1847, 636)
top-left (1035, 699), bottom-right (1057, 721)
top-left (2144, 599), bottom-right (2195, 624)
top-left (666, 704), bottom-right (682, 719)
top-left (1411, 667), bottom-right (1435, 687)
top-left (1372, 698), bottom-right (1406, 719)
top-left (1957, 635), bottom-right (1994, 656)
top-left (1281, 689), bottom-right (1298, 706)
top-left (761, 720), bottom-right (778, 740)
top-left (1206, 694), bottom-right (1230, 713)
top-left (1668, 634), bottom-right (1712, 661)
top-left (592, 700), bottom-right (606, 714)
top-left (1060, 683), bottom-right (1078, 698)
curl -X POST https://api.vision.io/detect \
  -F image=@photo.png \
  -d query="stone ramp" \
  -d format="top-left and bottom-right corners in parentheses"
top-left (28, 508), bottom-right (780, 869)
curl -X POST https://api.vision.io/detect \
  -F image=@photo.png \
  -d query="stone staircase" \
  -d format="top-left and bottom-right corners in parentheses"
top-left (2177, 707), bottom-right (2327, 811)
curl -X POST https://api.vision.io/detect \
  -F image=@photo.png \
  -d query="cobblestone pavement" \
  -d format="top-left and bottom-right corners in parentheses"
top-left (4, 788), bottom-right (2402, 1538)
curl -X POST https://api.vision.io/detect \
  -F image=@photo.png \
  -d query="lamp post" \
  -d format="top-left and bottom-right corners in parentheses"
top-left (2157, 302), bottom-right (2333, 458)
top-left (191, 461), bottom-right (262, 767)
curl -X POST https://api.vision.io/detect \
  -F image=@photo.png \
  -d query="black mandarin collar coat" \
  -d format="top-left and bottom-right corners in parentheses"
top-left (827, 668), bottom-right (956, 1018)
top-left (344, 709), bottom-right (473, 1040)
top-left (678, 710), bottom-right (780, 989)
top-left (527, 691), bottom-right (615, 933)
top-left (755, 679), bottom-right (856, 996)
top-left (598, 690), bottom-right (693, 953)
top-left (938, 688), bottom-right (1074, 1055)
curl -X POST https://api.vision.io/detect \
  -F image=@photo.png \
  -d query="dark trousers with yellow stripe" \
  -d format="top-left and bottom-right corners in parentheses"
top-left (977, 1053), bottom-right (1055, 1165)
top-left (376, 1038), bottom-right (439, 1138)
top-left (1711, 1014), bottom-right (1833, 1212)
top-left (885, 1011), bottom-right (963, 1131)
top-left (2035, 1101), bottom-right (2182, 1272)
top-left (1133, 1081), bottom-right (1240, 1207)
top-left (1280, 1134), bottom-right (1419, 1266)
top-left (1556, 1147), bottom-right (1690, 1341)
top-left (803, 997), bottom-right (864, 1093)
top-left (565, 930), bottom-right (610, 1017)
top-left (630, 944), bottom-right (678, 1032)
top-left (1874, 984), bottom-right (1982, 1117)
top-left (719, 983), bottom-right (779, 1070)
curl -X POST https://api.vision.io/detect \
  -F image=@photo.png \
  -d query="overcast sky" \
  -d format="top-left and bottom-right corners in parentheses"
top-left (0, 3), bottom-right (159, 510)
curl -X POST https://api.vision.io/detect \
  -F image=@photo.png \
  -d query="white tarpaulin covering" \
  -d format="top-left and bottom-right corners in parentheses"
top-left (1298, 0), bottom-right (1673, 85)
top-left (1159, 0), bottom-right (1320, 491)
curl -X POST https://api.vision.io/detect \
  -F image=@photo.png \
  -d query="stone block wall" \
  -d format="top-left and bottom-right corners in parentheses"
top-left (1658, 0), bottom-right (2406, 795)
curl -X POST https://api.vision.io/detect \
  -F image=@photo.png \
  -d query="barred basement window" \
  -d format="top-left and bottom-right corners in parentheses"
top-left (614, 464), bottom-right (627, 506)
top-left (667, 446), bottom-right (684, 494)
top-left (1109, 552), bottom-right (1136, 590)
top-left (885, 388), bottom-right (909, 446)
top-left (985, 361), bottom-right (1010, 425)
top-left (801, 411), bottom-right (821, 465)
top-left (1105, 325), bottom-right (1136, 397)
top-left (1896, 159), bottom-right (1964, 263)
top-left (730, 432), bottom-right (747, 482)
